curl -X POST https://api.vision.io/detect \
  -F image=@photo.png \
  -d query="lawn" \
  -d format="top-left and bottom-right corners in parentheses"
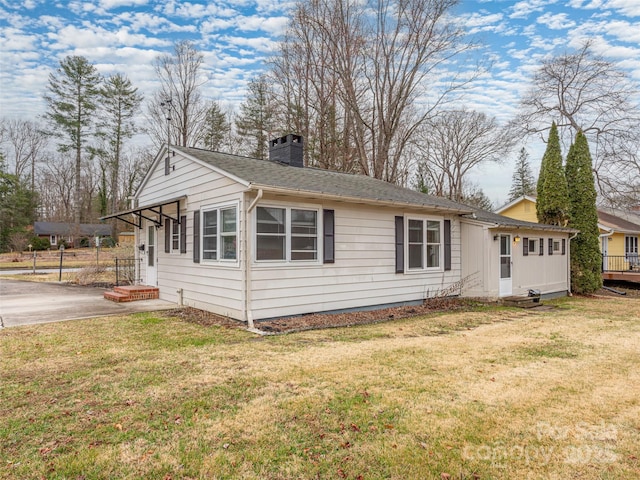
top-left (1, 296), bottom-right (639, 479)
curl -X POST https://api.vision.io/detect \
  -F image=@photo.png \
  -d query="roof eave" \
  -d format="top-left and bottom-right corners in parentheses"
top-left (247, 183), bottom-right (473, 214)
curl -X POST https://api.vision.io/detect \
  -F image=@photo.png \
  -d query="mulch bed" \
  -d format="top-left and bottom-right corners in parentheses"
top-left (163, 286), bottom-right (638, 334)
top-left (164, 298), bottom-right (478, 334)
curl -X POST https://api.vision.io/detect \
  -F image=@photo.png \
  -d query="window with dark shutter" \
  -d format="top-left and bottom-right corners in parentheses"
top-left (562, 238), bottom-right (566, 255)
top-left (180, 215), bottom-right (187, 253)
top-left (548, 238), bottom-right (553, 255)
top-left (323, 209), bottom-right (335, 264)
top-left (444, 219), bottom-right (451, 271)
top-left (523, 237), bottom-right (529, 256)
top-left (395, 216), bottom-right (404, 273)
top-left (193, 210), bottom-right (200, 263)
top-left (539, 238), bottom-right (544, 255)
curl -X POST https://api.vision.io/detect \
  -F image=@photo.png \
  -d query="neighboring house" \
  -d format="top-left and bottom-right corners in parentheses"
top-left (494, 195), bottom-right (538, 224)
top-left (597, 209), bottom-right (640, 271)
top-left (496, 196), bottom-right (640, 272)
top-left (103, 135), bottom-right (575, 325)
top-left (33, 222), bottom-right (112, 248)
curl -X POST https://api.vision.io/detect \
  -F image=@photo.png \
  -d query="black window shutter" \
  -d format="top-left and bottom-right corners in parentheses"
top-left (193, 210), bottom-right (200, 263)
top-left (562, 238), bottom-right (566, 255)
top-left (395, 216), bottom-right (404, 273)
top-left (180, 215), bottom-right (187, 254)
top-left (539, 238), bottom-right (544, 255)
top-left (523, 237), bottom-right (529, 256)
top-left (548, 238), bottom-right (553, 255)
top-left (164, 221), bottom-right (171, 253)
top-left (444, 219), bottom-right (451, 271)
top-left (323, 209), bottom-right (335, 264)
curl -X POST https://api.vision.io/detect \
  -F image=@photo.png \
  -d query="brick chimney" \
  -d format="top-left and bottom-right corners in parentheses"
top-left (269, 134), bottom-right (303, 167)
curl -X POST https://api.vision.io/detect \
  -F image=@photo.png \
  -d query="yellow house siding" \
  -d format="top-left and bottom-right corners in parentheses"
top-left (499, 199), bottom-right (538, 223)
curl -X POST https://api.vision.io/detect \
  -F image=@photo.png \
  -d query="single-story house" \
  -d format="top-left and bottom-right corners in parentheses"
top-left (496, 196), bottom-right (640, 271)
top-left (33, 222), bottom-right (113, 248)
top-left (103, 135), bottom-right (576, 326)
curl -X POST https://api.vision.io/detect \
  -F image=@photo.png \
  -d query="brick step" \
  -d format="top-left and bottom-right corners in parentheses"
top-left (104, 285), bottom-right (159, 303)
top-left (104, 291), bottom-right (132, 302)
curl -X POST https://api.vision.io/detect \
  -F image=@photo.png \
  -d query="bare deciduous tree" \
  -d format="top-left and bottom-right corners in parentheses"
top-left (272, 0), bottom-right (478, 183)
top-left (0, 118), bottom-right (48, 190)
top-left (147, 40), bottom-right (209, 148)
top-left (415, 109), bottom-right (515, 202)
top-left (514, 40), bottom-right (640, 204)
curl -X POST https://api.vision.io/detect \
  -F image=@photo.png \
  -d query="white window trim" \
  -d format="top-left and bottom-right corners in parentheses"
top-left (405, 215), bottom-right (443, 273)
top-left (50, 235), bottom-right (57, 246)
top-left (170, 218), bottom-right (181, 254)
top-left (254, 203), bottom-right (323, 265)
top-left (200, 201), bottom-right (240, 266)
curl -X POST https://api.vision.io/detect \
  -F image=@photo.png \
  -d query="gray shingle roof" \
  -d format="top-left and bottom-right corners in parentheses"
top-left (172, 146), bottom-right (472, 213)
top-left (461, 206), bottom-right (578, 233)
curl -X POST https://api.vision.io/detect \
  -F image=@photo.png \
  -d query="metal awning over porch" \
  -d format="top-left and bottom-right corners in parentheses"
top-left (100, 196), bottom-right (185, 229)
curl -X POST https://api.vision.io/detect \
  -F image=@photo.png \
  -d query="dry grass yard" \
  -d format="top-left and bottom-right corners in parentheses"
top-left (1, 296), bottom-right (639, 479)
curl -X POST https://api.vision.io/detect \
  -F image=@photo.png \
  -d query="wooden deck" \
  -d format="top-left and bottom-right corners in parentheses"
top-left (602, 271), bottom-right (640, 284)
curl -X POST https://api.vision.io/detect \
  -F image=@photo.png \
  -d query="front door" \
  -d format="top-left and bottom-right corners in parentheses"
top-left (499, 234), bottom-right (512, 296)
top-left (146, 223), bottom-right (157, 286)
top-left (601, 236), bottom-right (608, 271)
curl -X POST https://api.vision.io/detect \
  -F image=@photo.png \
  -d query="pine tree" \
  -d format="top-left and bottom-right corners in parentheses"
top-left (235, 75), bottom-right (277, 160)
top-left (536, 122), bottom-right (569, 225)
top-left (203, 101), bottom-right (231, 151)
top-left (508, 147), bottom-right (536, 200)
top-left (566, 131), bottom-right (602, 294)
top-left (43, 56), bottom-right (102, 226)
top-left (98, 73), bottom-right (143, 222)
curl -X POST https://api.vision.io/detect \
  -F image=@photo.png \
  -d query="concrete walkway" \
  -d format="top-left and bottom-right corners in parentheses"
top-left (0, 278), bottom-right (175, 328)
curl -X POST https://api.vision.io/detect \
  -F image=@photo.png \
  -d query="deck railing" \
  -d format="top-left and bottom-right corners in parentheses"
top-left (602, 254), bottom-right (640, 273)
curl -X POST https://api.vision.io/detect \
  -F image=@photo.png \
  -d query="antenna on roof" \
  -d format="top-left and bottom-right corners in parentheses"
top-left (160, 97), bottom-right (172, 175)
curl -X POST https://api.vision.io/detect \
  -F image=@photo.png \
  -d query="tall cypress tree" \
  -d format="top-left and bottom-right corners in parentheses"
top-left (536, 122), bottom-right (569, 225)
top-left (566, 131), bottom-right (602, 294)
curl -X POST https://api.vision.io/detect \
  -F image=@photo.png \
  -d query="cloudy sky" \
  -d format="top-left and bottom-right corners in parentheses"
top-left (1, 0), bottom-right (639, 205)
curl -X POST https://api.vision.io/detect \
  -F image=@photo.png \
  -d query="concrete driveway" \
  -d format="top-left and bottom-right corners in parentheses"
top-left (0, 278), bottom-right (175, 328)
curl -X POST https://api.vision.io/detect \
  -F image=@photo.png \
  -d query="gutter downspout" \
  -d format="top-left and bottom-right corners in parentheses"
top-left (245, 188), bottom-right (263, 330)
top-left (567, 232), bottom-right (579, 296)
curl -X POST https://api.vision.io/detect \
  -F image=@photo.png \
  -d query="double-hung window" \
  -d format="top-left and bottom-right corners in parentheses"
top-left (407, 218), bottom-right (441, 270)
top-left (256, 206), bottom-right (318, 262)
top-left (171, 219), bottom-right (180, 251)
top-left (201, 204), bottom-right (238, 262)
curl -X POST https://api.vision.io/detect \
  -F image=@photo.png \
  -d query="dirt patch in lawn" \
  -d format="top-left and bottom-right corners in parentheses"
top-left (165, 298), bottom-right (492, 334)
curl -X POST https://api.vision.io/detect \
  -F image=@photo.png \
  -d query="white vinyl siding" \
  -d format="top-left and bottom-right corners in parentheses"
top-left (135, 152), bottom-right (245, 319)
top-left (250, 203), bottom-right (461, 320)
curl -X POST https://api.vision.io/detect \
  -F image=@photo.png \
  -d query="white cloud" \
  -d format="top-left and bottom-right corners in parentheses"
top-left (536, 12), bottom-right (576, 29)
top-left (510, 0), bottom-right (558, 19)
top-left (47, 24), bottom-right (169, 50)
top-left (99, 0), bottom-right (149, 9)
top-left (606, 0), bottom-right (640, 16)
